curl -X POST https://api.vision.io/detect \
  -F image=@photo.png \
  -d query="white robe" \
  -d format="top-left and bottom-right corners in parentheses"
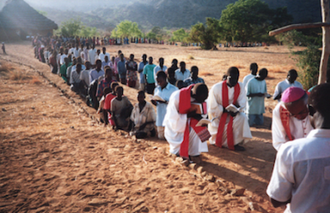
top-left (272, 102), bottom-right (314, 151)
top-left (208, 82), bottom-right (252, 147)
top-left (163, 90), bottom-right (208, 156)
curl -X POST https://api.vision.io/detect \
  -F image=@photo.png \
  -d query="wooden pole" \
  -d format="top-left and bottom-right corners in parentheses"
top-left (319, 0), bottom-right (330, 84)
top-left (269, 22), bottom-right (330, 36)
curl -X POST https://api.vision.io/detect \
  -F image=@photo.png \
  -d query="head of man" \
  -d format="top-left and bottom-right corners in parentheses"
top-left (172, 59), bottom-right (178, 67)
top-left (156, 71), bottom-right (168, 89)
top-left (282, 87), bottom-right (309, 120)
top-left (96, 49), bottom-right (101, 55)
top-left (72, 58), bottom-right (77, 66)
top-left (142, 54), bottom-right (147, 62)
top-left (64, 57), bottom-right (69, 65)
top-left (192, 83), bottom-right (208, 104)
top-left (64, 49), bottom-right (69, 55)
top-left (258, 68), bottom-right (268, 81)
top-left (105, 68), bottom-right (112, 81)
top-left (118, 50), bottom-right (122, 56)
top-left (148, 57), bottom-right (153, 65)
top-left (104, 55), bottom-right (109, 62)
top-left (250, 63), bottom-right (258, 75)
top-left (287, 69), bottom-right (298, 84)
top-left (226, 67), bottom-right (239, 87)
top-left (130, 54), bottom-right (134, 61)
top-left (167, 68), bottom-right (175, 79)
top-left (180, 61), bottom-right (186, 71)
top-left (191, 66), bottom-right (199, 80)
top-left (308, 83), bottom-right (330, 129)
top-left (159, 57), bottom-right (164, 67)
top-left (120, 53), bottom-right (124, 61)
top-left (137, 90), bottom-right (146, 104)
top-left (102, 47), bottom-right (106, 54)
top-left (95, 59), bottom-right (102, 70)
top-left (85, 61), bottom-right (91, 70)
top-left (111, 82), bottom-right (119, 94)
top-left (76, 63), bottom-right (82, 73)
top-left (116, 86), bottom-right (123, 98)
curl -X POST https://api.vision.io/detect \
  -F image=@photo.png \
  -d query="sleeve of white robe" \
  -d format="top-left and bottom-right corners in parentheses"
top-left (207, 82), bottom-right (224, 121)
top-left (163, 90), bottom-right (187, 143)
top-left (272, 103), bottom-right (287, 151)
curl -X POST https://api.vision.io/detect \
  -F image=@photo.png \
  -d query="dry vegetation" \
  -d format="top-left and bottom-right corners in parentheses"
top-left (0, 42), bottom-right (299, 212)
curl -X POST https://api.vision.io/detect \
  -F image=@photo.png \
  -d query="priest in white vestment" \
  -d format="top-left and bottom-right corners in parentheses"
top-left (208, 67), bottom-right (252, 151)
top-left (163, 83), bottom-right (209, 162)
top-left (272, 87), bottom-right (313, 151)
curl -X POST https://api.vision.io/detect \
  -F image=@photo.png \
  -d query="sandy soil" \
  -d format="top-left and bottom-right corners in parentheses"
top-left (0, 42), bottom-right (299, 212)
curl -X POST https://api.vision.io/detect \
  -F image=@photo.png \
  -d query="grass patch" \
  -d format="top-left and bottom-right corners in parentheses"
top-left (188, 55), bottom-right (194, 60)
top-left (30, 76), bottom-right (42, 84)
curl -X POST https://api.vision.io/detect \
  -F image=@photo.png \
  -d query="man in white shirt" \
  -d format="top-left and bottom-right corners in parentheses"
top-left (175, 61), bottom-right (190, 81)
top-left (90, 59), bottom-right (104, 83)
top-left (73, 45), bottom-right (80, 58)
top-left (60, 49), bottom-right (68, 65)
top-left (98, 47), bottom-right (110, 62)
top-left (88, 44), bottom-right (97, 67)
top-left (267, 83), bottom-right (330, 213)
top-left (242, 62), bottom-right (258, 89)
top-left (208, 67), bottom-right (252, 151)
top-left (153, 57), bottom-right (167, 86)
top-left (272, 87), bottom-right (313, 151)
top-left (80, 61), bottom-right (92, 88)
top-left (273, 69), bottom-right (303, 101)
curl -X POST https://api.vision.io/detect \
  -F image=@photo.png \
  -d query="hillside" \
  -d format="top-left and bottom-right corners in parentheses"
top-left (36, 0), bottom-right (321, 30)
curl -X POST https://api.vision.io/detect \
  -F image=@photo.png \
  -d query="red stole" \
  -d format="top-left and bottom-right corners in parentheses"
top-left (178, 85), bottom-right (209, 158)
top-left (215, 81), bottom-right (240, 150)
top-left (279, 106), bottom-right (293, 141)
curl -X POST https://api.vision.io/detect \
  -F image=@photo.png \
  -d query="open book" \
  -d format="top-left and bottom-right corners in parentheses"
top-left (149, 95), bottom-right (165, 102)
top-left (196, 118), bottom-right (212, 127)
top-left (225, 104), bottom-right (240, 113)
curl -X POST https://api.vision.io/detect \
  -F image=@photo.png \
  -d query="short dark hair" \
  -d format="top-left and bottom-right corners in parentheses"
top-left (138, 90), bottom-right (145, 97)
top-left (103, 87), bottom-right (111, 96)
top-left (192, 83), bottom-right (208, 96)
top-left (156, 71), bottom-right (167, 80)
top-left (111, 82), bottom-right (119, 91)
top-left (250, 63), bottom-right (258, 72)
top-left (115, 85), bottom-right (123, 92)
top-left (308, 83), bottom-right (330, 117)
top-left (288, 69), bottom-right (298, 77)
top-left (227, 66), bottom-right (239, 76)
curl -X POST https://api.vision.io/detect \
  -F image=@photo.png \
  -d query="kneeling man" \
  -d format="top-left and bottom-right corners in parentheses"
top-left (208, 67), bottom-right (252, 151)
top-left (163, 83), bottom-right (209, 163)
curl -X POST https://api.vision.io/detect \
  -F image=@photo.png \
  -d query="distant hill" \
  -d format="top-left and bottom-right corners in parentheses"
top-left (35, 0), bottom-right (322, 31)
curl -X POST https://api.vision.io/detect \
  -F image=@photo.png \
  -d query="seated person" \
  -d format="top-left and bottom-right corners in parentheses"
top-left (70, 63), bottom-right (86, 96)
top-left (176, 80), bottom-right (185, 89)
top-left (96, 67), bottom-right (115, 98)
top-left (98, 87), bottom-right (112, 125)
top-left (104, 82), bottom-right (119, 126)
top-left (130, 91), bottom-right (156, 138)
top-left (111, 86), bottom-right (133, 131)
top-left (163, 83), bottom-right (209, 163)
top-left (272, 87), bottom-right (313, 151)
top-left (208, 67), bottom-right (252, 151)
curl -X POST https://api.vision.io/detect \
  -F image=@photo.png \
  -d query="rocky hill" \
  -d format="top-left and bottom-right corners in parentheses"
top-left (36, 0), bottom-right (321, 30)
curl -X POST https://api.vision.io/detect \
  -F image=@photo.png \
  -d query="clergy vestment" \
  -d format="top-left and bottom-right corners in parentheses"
top-left (208, 81), bottom-right (252, 149)
top-left (163, 89), bottom-right (208, 157)
top-left (272, 102), bottom-right (313, 151)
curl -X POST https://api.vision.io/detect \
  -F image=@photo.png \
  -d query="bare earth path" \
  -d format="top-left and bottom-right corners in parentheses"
top-left (0, 42), bottom-right (295, 212)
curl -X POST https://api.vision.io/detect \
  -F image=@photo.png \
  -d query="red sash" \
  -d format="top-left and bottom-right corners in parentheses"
top-left (179, 85), bottom-right (210, 158)
top-left (279, 106), bottom-right (293, 141)
top-left (215, 81), bottom-right (240, 150)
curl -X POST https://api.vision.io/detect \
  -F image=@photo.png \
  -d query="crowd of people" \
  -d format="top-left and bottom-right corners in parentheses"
top-left (32, 35), bottom-right (330, 212)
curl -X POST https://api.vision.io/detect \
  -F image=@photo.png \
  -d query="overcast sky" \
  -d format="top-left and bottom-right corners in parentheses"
top-left (24, 0), bottom-right (136, 11)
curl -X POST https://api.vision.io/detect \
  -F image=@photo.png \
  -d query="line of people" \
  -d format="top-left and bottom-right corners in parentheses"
top-left (33, 38), bottom-right (330, 211)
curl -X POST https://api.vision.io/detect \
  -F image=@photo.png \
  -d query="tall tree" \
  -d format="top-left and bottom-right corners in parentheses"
top-left (189, 18), bottom-right (221, 50)
top-left (111, 20), bottom-right (143, 38)
top-left (219, 0), bottom-right (292, 43)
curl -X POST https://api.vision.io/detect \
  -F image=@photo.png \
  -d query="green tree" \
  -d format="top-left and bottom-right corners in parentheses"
top-left (188, 18), bottom-right (221, 50)
top-left (170, 28), bottom-right (189, 42)
top-left (111, 20), bottom-right (143, 38)
top-left (54, 19), bottom-right (98, 37)
top-left (219, 0), bottom-right (292, 43)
